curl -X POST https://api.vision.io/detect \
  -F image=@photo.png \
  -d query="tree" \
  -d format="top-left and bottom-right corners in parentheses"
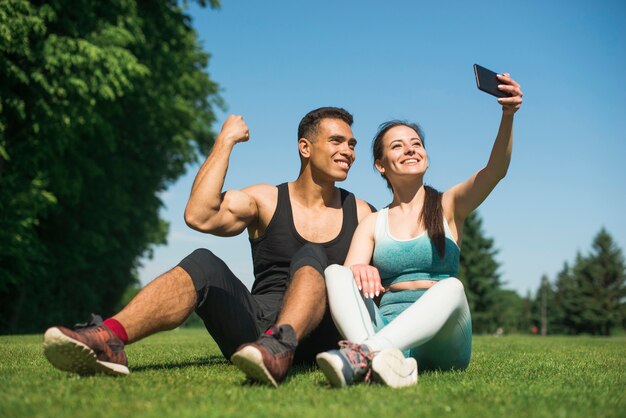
top-left (491, 288), bottom-right (528, 334)
top-left (458, 211), bottom-right (502, 333)
top-left (0, 0), bottom-right (222, 333)
top-left (530, 274), bottom-right (556, 335)
top-left (552, 229), bottom-right (626, 335)
top-left (551, 262), bottom-right (581, 334)
top-left (574, 229), bottom-right (625, 335)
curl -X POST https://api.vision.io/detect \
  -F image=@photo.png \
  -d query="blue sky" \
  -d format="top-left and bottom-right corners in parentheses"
top-left (138, 0), bottom-right (626, 297)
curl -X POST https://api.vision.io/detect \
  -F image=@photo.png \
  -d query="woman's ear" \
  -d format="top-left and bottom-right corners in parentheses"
top-left (374, 159), bottom-right (385, 175)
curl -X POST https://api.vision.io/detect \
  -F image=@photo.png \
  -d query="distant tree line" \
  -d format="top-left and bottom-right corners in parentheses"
top-left (459, 214), bottom-right (625, 336)
top-left (529, 229), bottom-right (625, 336)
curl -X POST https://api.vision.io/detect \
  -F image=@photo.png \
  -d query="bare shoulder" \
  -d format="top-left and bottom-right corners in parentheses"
top-left (441, 189), bottom-right (455, 220)
top-left (355, 197), bottom-right (375, 222)
top-left (239, 184), bottom-right (278, 231)
top-left (241, 183), bottom-right (278, 208)
top-left (242, 183), bottom-right (277, 198)
top-left (441, 188), bottom-right (463, 243)
top-left (358, 210), bottom-right (379, 229)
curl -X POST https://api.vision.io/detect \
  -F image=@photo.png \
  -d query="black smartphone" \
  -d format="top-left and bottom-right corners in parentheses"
top-left (474, 64), bottom-right (510, 98)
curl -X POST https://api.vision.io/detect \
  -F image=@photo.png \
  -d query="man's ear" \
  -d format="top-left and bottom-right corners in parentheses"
top-left (374, 159), bottom-right (385, 175)
top-left (298, 138), bottom-right (311, 159)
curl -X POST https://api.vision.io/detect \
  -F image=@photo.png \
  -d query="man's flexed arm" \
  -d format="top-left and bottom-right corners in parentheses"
top-left (184, 115), bottom-right (256, 236)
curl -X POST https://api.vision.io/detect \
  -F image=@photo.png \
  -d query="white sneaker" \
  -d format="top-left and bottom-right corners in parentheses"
top-left (371, 348), bottom-right (418, 388)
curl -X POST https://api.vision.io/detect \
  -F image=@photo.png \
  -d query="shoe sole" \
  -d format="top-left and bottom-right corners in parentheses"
top-left (43, 328), bottom-right (129, 377)
top-left (315, 352), bottom-right (348, 388)
top-left (371, 348), bottom-right (417, 388)
top-left (230, 346), bottom-right (278, 387)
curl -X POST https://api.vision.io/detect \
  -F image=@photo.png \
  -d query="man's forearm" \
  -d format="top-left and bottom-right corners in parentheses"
top-left (185, 137), bottom-right (236, 227)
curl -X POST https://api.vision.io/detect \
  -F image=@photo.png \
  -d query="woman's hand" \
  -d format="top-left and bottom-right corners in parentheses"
top-left (497, 73), bottom-right (523, 115)
top-left (350, 264), bottom-right (385, 299)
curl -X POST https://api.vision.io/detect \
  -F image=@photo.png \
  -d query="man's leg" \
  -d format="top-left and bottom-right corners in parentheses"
top-left (43, 249), bottom-right (264, 376)
top-left (43, 265), bottom-right (197, 376)
top-left (230, 244), bottom-right (329, 386)
top-left (114, 266), bottom-right (197, 343)
top-left (275, 265), bottom-right (326, 340)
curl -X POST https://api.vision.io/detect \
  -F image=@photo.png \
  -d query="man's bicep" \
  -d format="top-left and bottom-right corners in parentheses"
top-left (198, 189), bottom-right (257, 236)
top-left (222, 189), bottom-right (259, 227)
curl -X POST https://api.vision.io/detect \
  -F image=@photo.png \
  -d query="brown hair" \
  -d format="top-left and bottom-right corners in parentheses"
top-left (372, 121), bottom-right (445, 258)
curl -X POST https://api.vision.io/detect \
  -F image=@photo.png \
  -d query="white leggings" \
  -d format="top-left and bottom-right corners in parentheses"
top-left (324, 264), bottom-right (472, 371)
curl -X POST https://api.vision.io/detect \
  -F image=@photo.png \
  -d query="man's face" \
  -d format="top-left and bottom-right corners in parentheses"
top-left (307, 118), bottom-right (357, 182)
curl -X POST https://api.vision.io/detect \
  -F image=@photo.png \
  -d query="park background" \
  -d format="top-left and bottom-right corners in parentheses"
top-left (1, 0), bottom-right (625, 335)
top-left (140, 0), bottom-right (626, 334)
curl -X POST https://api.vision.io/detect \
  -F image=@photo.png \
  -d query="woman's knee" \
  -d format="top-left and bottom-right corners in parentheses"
top-left (442, 277), bottom-right (465, 295)
top-left (324, 264), bottom-right (353, 283)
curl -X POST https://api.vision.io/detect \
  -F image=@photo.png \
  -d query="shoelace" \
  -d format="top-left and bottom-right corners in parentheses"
top-left (258, 327), bottom-right (292, 356)
top-left (74, 313), bottom-right (104, 330)
top-left (338, 340), bottom-right (376, 383)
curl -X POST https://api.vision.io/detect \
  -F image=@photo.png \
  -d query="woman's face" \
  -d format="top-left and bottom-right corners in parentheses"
top-left (375, 125), bottom-right (428, 181)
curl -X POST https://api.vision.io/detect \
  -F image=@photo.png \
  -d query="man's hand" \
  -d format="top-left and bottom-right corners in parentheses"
top-left (350, 264), bottom-right (384, 299)
top-left (184, 113), bottom-right (255, 235)
top-left (218, 114), bottom-right (250, 146)
top-left (496, 73), bottom-right (523, 115)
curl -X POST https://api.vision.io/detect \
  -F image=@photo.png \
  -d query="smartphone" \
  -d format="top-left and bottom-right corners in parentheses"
top-left (474, 64), bottom-right (510, 98)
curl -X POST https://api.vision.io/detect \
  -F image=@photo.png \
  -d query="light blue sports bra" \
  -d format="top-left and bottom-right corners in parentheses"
top-left (372, 207), bottom-right (460, 287)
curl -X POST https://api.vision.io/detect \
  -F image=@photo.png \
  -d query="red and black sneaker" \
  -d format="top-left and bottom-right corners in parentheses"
top-left (43, 314), bottom-right (129, 376)
top-left (230, 324), bottom-right (297, 387)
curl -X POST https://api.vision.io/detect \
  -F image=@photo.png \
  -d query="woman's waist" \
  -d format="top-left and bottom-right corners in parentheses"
top-left (381, 272), bottom-right (454, 290)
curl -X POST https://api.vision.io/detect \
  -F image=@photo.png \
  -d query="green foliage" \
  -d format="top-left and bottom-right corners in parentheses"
top-left (458, 211), bottom-right (502, 333)
top-left (529, 275), bottom-right (556, 335)
top-left (114, 282), bottom-right (142, 313)
top-left (538, 228), bottom-right (626, 335)
top-left (550, 262), bottom-right (581, 334)
top-left (1, 330), bottom-right (625, 418)
top-left (0, 0), bottom-right (222, 333)
top-left (490, 288), bottom-right (530, 334)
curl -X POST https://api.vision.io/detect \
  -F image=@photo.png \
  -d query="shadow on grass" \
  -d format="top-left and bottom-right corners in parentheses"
top-left (132, 355), bottom-right (228, 373)
top-left (236, 360), bottom-right (320, 387)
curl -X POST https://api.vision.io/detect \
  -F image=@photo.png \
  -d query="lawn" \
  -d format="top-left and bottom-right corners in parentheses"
top-left (1, 329), bottom-right (624, 418)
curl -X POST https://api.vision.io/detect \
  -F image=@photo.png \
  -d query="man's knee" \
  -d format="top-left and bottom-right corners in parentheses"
top-left (177, 248), bottom-right (228, 307)
top-left (288, 243), bottom-right (329, 280)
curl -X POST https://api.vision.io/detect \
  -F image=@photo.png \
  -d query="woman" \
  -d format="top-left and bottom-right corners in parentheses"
top-left (316, 73), bottom-right (523, 388)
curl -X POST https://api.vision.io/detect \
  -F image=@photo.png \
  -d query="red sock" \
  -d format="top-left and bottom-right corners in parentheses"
top-left (103, 318), bottom-right (129, 344)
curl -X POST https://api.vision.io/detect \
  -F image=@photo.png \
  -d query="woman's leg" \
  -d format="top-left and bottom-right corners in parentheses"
top-left (324, 264), bottom-right (382, 343)
top-left (318, 265), bottom-right (418, 388)
top-left (364, 277), bottom-right (472, 370)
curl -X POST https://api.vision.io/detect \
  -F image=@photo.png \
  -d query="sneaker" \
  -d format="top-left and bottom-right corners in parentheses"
top-left (315, 341), bottom-right (374, 388)
top-left (316, 341), bottom-right (418, 388)
top-left (371, 348), bottom-right (418, 388)
top-left (43, 314), bottom-right (129, 376)
top-left (230, 324), bottom-right (297, 387)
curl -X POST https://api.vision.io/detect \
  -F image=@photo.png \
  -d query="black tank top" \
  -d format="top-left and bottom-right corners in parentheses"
top-left (249, 182), bottom-right (358, 295)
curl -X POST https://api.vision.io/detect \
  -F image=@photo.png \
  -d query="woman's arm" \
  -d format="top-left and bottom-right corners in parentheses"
top-left (444, 73), bottom-right (523, 224)
top-left (343, 212), bottom-right (384, 299)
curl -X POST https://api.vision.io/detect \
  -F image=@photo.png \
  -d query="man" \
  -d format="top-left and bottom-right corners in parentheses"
top-left (43, 107), bottom-right (373, 386)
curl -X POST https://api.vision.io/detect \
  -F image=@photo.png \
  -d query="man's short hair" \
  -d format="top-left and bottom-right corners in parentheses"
top-left (297, 107), bottom-right (353, 141)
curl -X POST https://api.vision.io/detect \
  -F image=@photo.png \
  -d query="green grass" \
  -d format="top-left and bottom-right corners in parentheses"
top-left (1, 330), bottom-right (624, 418)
